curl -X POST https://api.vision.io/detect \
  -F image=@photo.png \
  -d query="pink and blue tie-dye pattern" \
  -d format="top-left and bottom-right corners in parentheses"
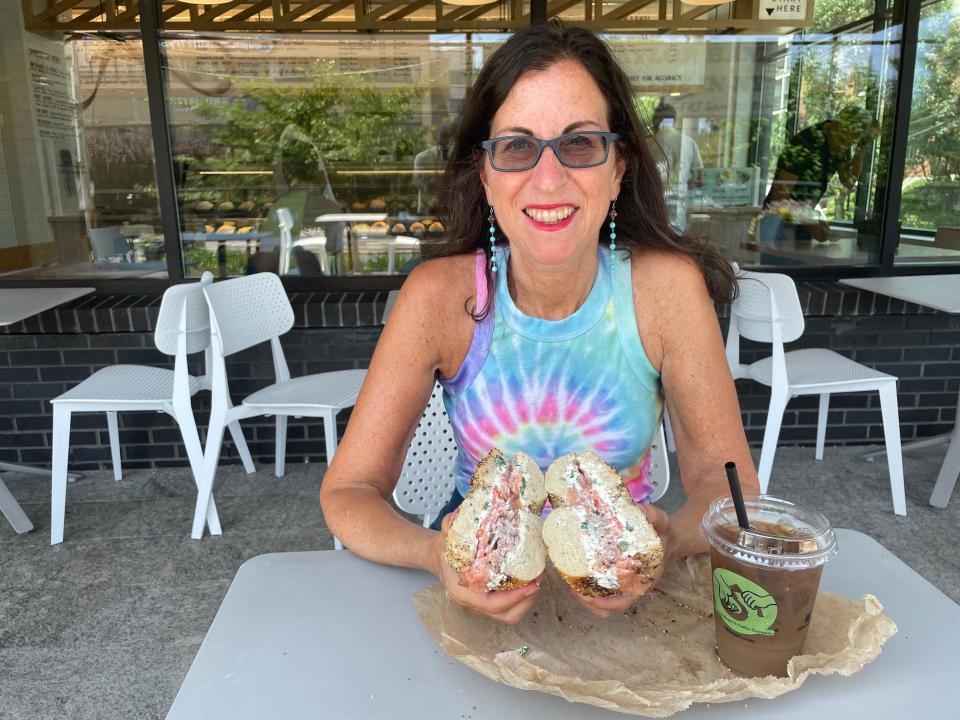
top-left (441, 246), bottom-right (663, 502)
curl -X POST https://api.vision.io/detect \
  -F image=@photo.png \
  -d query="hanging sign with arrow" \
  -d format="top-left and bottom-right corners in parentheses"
top-left (757, 0), bottom-right (811, 22)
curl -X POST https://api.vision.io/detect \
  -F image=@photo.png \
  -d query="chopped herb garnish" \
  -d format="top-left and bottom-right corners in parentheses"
top-left (518, 646), bottom-right (529, 656)
top-left (580, 521), bottom-right (590, 530)
top-left (625, 523), bottom-right (634, 532)
top-left (482, 501), bottom-right (490, 510)
top-left (618, 541), bottom-right (630, 551)
top-left (520, 478), bottom-right (527, 494)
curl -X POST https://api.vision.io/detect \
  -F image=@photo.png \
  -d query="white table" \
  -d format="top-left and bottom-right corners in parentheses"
top-left (167, 529), bottom-right (960, 719)
top-left (0, 287), bottom-right (94, 533)
top-left (840, 275), bottom-right (960, 507)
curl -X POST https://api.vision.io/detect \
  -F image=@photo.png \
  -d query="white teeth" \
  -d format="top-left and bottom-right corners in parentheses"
top-left (524, 207), bottom-right (576, 224)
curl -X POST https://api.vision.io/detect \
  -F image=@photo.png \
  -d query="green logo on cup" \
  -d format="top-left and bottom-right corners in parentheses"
top-left (713, 568), bottom-right (778, 636)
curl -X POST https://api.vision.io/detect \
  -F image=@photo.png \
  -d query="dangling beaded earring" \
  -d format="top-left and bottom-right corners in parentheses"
top-left (488, 207), bottom-right (499, 273)
top-left (608, 203), bottom-right (618, 262)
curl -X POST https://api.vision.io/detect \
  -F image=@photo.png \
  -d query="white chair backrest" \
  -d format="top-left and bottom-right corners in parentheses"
top-left (89, 226), bottom-right (126, 261)
top-left (392, 382), bottom-right (459, 526)
top-left (647, 424), bottom-right (670, 503)
top-left (154, 272), bottom-right (215, 356)
top-left (382, 289), bottom-right (399, 325)
top-left (203, 273), bottom-right (295, 358)
top-left (731, 270), bottom-right (805, 344)
top-left (277, 207), bottom-right (294, 275)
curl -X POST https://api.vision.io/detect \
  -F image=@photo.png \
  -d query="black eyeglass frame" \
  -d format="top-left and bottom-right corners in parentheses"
top-left (478, 131), bottom-right (621, 172)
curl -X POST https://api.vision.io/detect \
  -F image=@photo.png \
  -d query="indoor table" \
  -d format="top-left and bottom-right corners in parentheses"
top-left (840, 275), bottom-right (960, 507)
top-left (315, 213), bottom-right (389, 273)
top-left (0, 287), bottom-right (94, 533)
top-left (166, 529), bottom-right (960, 720)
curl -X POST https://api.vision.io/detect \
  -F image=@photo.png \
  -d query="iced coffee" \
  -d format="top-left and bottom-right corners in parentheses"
top-left (701, 496), bottom-right (837, 677)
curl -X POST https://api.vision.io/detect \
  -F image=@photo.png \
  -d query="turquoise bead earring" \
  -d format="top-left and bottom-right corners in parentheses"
top-left (608, 203), bottom-right (618, 261)
top-left (489, 207), bottom-right (498, 273)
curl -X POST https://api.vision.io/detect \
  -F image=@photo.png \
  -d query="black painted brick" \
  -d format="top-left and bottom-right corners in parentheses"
top-left (0, 285), bottom-right (957, 469)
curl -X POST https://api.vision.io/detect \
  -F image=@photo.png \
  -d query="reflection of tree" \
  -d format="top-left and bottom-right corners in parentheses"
top-left (183, 59), bottom-right (428, 183)
top-left (909, 1), bottom-right (960, 181)
top-left (796, 0), bottom-right (960, 230)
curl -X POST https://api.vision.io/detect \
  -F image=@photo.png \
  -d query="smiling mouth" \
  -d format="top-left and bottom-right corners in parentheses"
top-left (523, 206), bottom-right (578, 225)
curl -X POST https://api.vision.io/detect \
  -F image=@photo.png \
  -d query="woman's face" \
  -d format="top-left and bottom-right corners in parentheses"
top-left (480, 59), bottom-right (626, 268)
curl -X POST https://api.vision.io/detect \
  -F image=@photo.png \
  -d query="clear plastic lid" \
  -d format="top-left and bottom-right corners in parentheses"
top-left (700, 495), bottom-right (838, 570)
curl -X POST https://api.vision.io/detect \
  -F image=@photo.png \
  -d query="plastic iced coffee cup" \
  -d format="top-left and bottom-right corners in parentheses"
top-left (700, 496), bottom-right (838, 677)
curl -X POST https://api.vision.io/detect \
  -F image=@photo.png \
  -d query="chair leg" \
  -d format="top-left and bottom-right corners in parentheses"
top-left (51, 405), bottom-right (72, 544)
top-left (227, 421), bottom-right (256, 475)
top-left (663, 410), bottom-right (677, 454)
top-left (815, 393), bottom-right (830, 461)
top-left (757, 390), bottom-right (789, 494)
top-left (324, 409), bottom-right (344, 551)
top-left (174, 406), bottom-right (222, 536)
top-left (878, 383), bottom-right (906, 516)
top-left (275, 415), bottom-right (288, 478)
top-left (929, 424), bottom-right (960, 508)
top-left (192, 410), bottom-right (228, 540)
top-left (106, 411), bottom-right (122, 481)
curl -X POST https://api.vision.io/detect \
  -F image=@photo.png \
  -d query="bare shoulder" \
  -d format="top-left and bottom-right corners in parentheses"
top-left (631, 247), bottom-right (710, 301)
top-left (389, 253), bottom-right (480, 378)
top-left (629, 247), bottom-right (716, 369)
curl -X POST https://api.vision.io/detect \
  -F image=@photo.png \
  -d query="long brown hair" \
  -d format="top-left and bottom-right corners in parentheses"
top-left (432, 21), bottom-right (735, 309)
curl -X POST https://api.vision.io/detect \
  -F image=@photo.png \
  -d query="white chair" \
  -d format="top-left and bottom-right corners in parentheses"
top-left (89, 226), bottom-right (130, 263)
top-left (392, 381), bottom-right (459, 529)
top-left (726, 268), bottom-right (905, 515)
top-left (49, 272), bottom-right (255, 544)
top-left (276, 208), bottom-right (294, 275)
top-left (647, 424), bottom-right (670, 503)
top-left (191, 272), bottom-right (366, 539)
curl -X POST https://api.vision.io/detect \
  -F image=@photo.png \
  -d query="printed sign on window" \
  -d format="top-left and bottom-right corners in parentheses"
top-left (758, 0), bottom-right (810, 22)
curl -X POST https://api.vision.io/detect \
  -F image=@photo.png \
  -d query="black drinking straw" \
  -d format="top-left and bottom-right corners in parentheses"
top-left (724, 461), bottom-right (751, 530)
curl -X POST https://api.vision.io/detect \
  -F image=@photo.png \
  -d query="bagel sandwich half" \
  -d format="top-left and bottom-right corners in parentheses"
top-left (542, 451), bottom-right (663, 597)
top-left (444, 449), bottom-right (547, 592)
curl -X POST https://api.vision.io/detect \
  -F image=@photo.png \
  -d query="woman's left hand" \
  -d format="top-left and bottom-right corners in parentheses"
top-left (567, 504), bottom-right (671, 619)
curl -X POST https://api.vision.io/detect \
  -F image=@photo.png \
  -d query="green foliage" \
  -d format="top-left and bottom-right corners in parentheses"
top-left (186, 59), bottom-right (428, 172)
top-left (899, 178), bottom-right (960, 230)
top-left (908, 1), bottom-right (960, 180)
top-left (810, 0), bottom-right (875, 34)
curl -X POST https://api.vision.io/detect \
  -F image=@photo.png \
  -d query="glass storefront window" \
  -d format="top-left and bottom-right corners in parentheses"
top-left (0, 22), bottom-right (166, 280)
top-left (162, 34), bottom-right (505, 279)
top-left (895, 0), bottom-right (960, 265)
top-left (610, 13), bottom-right (901, 271)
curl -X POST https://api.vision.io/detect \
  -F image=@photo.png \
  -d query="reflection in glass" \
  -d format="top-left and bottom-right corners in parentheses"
top-left (163, 35), bottom-right (506, 278)
top-left (0, 33), bottom-right (165, 279)
top-left (896, 0), bottom-right (960, 265)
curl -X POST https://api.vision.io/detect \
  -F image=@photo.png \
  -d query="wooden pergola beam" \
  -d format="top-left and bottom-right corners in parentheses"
top-left (198, 0), bottom-right (247, 22)
top-left (20, 0), bottom-right (808, 32)
top-left (602, 0), bottom-right (657, 22)
top-left (460, 1), bottom-right (501, 22)
top-left (383, 0), bottom-right (432, 22)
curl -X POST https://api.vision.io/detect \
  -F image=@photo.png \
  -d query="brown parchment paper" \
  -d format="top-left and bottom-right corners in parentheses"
top-left (413, 556), bottom-right (897, 717)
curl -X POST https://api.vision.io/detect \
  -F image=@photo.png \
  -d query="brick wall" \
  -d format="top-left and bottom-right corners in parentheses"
top-left (1, 285), bottom-right (958, 472)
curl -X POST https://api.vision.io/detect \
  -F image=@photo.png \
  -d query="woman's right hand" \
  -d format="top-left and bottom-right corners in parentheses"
top-left (433, 511), bottom-right (543, 625)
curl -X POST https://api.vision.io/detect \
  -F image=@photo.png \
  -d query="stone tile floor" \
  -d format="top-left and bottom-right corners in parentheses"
top-left (0, 444), bottom-right (957, 719)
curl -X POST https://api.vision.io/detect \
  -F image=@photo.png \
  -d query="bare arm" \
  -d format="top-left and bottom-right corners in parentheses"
top-left (319, 257), bottom-right (470, 575)
top-left (320, 256), bottom-right (546, 623)
top-left (568, 251), bottom-right (759, 621)
top-left (635, 250), bottom-right (760, 561)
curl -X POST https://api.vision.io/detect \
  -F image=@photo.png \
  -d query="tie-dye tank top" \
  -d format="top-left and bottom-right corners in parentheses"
top-left (440, 245), bottom-right (664, 502)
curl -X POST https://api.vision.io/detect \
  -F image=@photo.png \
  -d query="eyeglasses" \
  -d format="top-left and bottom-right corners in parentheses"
top-left (479, 131), bottom-right (620, 172)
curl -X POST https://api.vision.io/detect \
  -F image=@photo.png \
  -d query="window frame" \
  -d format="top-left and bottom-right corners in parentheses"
top-left (1, 0), bottom-right (953, 294)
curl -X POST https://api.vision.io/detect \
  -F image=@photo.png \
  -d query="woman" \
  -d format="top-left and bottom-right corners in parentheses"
top-left (320, 22), bottom-right (759, 624)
